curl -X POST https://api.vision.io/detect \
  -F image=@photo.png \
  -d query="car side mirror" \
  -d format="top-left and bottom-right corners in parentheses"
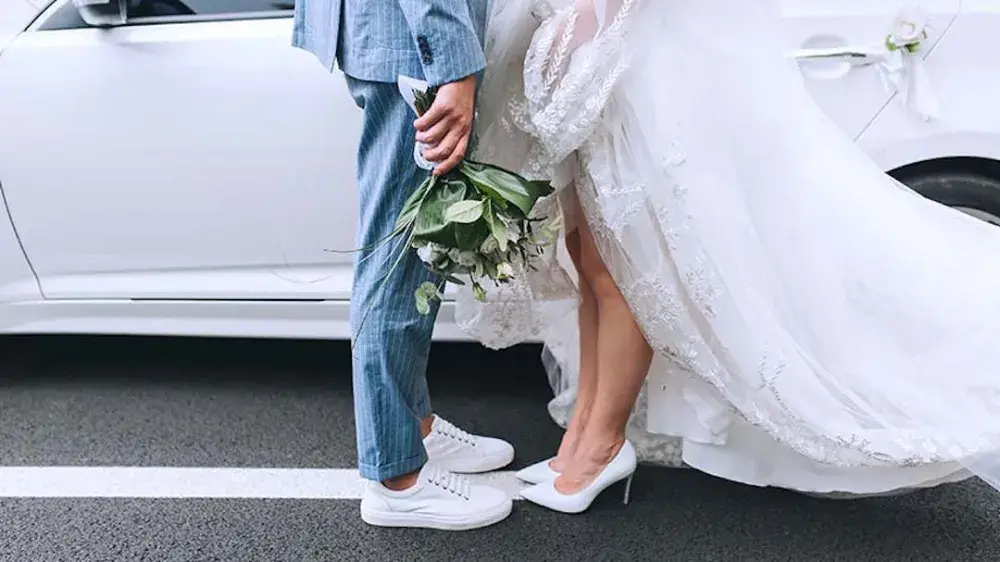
top-left (73, 0), bottom-right (128, 27)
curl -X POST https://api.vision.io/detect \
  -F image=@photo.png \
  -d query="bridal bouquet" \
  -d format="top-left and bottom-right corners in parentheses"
top-left (351, 78), bottom-right (556, 325)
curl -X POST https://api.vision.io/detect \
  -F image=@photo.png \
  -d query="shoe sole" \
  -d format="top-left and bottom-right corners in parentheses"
top-left (441, 449), bottom-right (516, 475)
top-left (360, 500), bottom-right (513, 531)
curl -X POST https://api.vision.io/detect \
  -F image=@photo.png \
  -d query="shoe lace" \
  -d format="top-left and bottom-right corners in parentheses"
top-left (433, 417), bottom-right (478, 447)
top-left (425, 464), bottom-right (472, 501)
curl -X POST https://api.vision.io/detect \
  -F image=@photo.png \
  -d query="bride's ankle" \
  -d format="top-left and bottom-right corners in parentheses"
top-left (553, 418), bottom-right (588, 458)
top-left (551, 433), bottom-right (582, 471)
top-left (575, 433), bottom-right (626, 464)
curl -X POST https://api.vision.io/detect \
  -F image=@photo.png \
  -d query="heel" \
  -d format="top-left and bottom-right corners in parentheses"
top-left (622, 474), bottom-right (634, 505)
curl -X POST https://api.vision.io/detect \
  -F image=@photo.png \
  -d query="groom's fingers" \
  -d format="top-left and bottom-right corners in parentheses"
top-left (423, 133), bottom-right (458, 162)
top-left (413, 103), bottom-right (453, 134)
top-left (414, 75), bottom-right (477, 175)
top-left (415, 121), bottom-right (449, 146)
top-left (433, 135), bottom-right (468, 177)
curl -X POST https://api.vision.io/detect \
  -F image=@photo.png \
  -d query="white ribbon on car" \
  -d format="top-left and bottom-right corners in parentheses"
top-left (875, 47), bottom-right (939, 122)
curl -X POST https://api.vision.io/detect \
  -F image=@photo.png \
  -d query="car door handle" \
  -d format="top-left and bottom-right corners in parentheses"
top-left (787, 46), bottom-right (883, 67)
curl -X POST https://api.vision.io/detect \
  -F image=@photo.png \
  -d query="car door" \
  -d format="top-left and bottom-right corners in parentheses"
top-left (0, 0), bottom-right (359, 301)
top-left (780, 0), bottom-right (960, 140)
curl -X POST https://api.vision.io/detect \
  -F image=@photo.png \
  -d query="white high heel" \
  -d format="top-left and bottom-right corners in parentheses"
top-left (519, 440), bottom-right (637, 514)
top-left (514, 458), bottom-right (560, 484)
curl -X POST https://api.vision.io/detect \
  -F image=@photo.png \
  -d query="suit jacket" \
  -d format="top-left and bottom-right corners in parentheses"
top-left (292, 0), bottom-right (488, 87)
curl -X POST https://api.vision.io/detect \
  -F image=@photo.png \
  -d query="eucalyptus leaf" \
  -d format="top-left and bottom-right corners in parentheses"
top-left (415, 295), bottom-right (431, 315)
top-left (443, 199), bottom-right (485, 224)
top-left (417, 281), bottom-right (439, 299)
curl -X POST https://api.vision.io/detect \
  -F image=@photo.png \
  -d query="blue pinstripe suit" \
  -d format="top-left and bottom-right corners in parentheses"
top-left (293, 0), bottom-right (488, 481)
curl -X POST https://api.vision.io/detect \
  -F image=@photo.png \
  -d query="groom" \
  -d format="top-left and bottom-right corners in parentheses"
top-left (292, 0), bottom-right (515, 530)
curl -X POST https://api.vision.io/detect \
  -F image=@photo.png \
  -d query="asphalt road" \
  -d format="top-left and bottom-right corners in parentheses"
top-left (0, 336), bottom-right (998, 562)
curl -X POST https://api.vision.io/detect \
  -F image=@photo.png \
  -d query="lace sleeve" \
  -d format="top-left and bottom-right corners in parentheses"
top-left (520, 0), bottom-right (638, 163)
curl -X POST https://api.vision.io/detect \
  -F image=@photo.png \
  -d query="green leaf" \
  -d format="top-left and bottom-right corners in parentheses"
top-left (459, 160), bottom-right (554, 218)
top-left (413, 88), bottom-right (437, 117)
top-left (413, 177), bottom-right (468, 247)
top-left (454, 220), bottom-right (490, 252)
top-left (396, 176), bottom-right (434, 231)
top-left (484, 201), bottom-right (508, 252)
top-left (353, 229), bottom-right (418, 343)
top-left (443, 199), bottom-right (485, 224)
top-left (327, 178), bottom-right (430, 254)
top-left (527, 180), bottom-right (555, 198)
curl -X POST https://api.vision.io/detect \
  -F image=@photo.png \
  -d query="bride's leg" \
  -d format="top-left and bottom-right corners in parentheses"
top-left (551, 228), bottom-right (600, 472)
top-left (555, 217), bottom-right (653, 494)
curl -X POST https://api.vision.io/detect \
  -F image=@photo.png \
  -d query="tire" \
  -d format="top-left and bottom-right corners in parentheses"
top-left (899, 172), bottom-right (1000, 226)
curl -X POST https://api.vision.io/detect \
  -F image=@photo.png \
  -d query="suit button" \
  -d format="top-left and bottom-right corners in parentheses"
top-left (417, 35), bottom-right (433, 63)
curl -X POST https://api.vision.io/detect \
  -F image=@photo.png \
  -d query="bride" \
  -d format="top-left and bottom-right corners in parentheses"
top-left (458, 0), bottom-right (1000, 513)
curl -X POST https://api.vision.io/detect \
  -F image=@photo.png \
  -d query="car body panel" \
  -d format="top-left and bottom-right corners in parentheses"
top-left (0, 16), bottom-right (358, 302)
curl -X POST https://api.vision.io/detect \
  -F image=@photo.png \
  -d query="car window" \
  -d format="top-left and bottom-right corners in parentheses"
top-left (39, 0), bottom-right (293, 31)
top-left (127, 0), bottom-right (294, 17)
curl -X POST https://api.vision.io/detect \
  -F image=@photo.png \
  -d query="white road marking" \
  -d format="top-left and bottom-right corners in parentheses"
top-left (0, 467), bottom-right (530, 499)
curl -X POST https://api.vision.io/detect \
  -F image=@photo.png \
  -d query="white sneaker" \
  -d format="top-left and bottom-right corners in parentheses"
top-left (424, 416), bottom-right (515, 474)
top-left (360, 463), bottom-right (513, 530)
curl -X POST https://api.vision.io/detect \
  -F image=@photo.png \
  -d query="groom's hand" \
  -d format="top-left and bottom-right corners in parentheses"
top-left (414, 74), bottom-right (477, 176)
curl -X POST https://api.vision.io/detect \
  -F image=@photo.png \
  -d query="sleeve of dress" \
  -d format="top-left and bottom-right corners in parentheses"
top-left (521, 0), bottom-right (639, 163)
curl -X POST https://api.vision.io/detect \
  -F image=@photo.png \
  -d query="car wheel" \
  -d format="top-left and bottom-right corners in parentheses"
top-left (898, 172), bottom-right (1000, 226)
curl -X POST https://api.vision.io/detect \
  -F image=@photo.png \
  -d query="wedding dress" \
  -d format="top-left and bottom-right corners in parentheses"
top-left (459, 0), bottom-right (1000, 495)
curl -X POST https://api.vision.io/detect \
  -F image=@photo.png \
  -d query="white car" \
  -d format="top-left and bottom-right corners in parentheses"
top-left (0, 0), bottom-right (997, 341)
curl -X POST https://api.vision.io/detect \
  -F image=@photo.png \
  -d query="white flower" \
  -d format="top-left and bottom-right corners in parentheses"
top-left (889, 8), bottom-right (929, 49)
top-left (496, 262), bottom-right (515, 281)
top-left (417, 243), bottom-right (446, 265)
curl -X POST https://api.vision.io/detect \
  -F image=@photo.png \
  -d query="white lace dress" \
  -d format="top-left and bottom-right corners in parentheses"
top-left (461, 0), bottom-right (1000, 495)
